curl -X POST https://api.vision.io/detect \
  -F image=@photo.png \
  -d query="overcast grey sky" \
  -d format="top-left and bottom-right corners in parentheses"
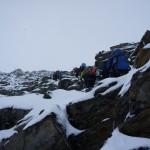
top-left (0, 0), bottom-right (150, 72)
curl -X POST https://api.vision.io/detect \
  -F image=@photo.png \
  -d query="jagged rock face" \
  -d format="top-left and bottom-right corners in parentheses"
top-left (119, 71), bottom-right (150, 138)
top-left (67, 96), bottom-right (118, 130)
top-left (119, 108), bottom-right (150, 138)
top-left (0, 114), bottom-right (70, 150)
top-left (129, 71), bottom-right (150, 113)
top-left (134, 30), bottom-right (150, 55)
top-left (0, 108), bottom-right (29, 130)
top-left (133, 30), bottom-right (150, 68)
top-left (67, 94), bottom-right (127, 150)
top-left (134, 48), bottom-right (150, 68)
top-left (68, 119), bottom-right (113, 150)
top-left (95, 50), bottom-right (112, 68)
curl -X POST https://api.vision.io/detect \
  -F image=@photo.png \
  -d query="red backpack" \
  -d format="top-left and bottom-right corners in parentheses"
top-left (88, 66), bottom-right (96, 75)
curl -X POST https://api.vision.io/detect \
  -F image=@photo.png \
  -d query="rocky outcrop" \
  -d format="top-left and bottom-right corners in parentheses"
top-left (67, 95), bottom-right (116, 150)
top-left (95, 50), bottom-right (112, 68)
top-left (58, 78), bottom-right (74, 90)
top-left (133, 30), bottom-right (150, 56)
top-left (0, 113), bottom-right (70, 150)
top-left (129, 71), bottom-right (150, 114)
top-left (68, 119), bottom-right (113, 150)
top-left (133, 30), bottom-right (150, 68)
top-left (119, 71), bottom-right (150, 138)
top-left (67, 96), bottom-right (118, 129)
top-left (134, 47), bottom-right (150, 68)
top-left (0, 108), bottom-right (29, 130)
top-left (67, 35), bottom-right (150, 149)
top-left (119, 108), bottom-right (150, 138)
top-left (67, 91), bottom-right (130, 150)
top-left (58, 78), bottom-right (79, 90)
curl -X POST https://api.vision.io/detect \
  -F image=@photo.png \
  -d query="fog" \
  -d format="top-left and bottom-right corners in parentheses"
top-left (0, 0), bottom-right (150, 72)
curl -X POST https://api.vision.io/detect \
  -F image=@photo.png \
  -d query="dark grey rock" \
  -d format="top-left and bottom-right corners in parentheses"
top-left (0, 114), bottom-right (70, 150)
top-left (68, 119), bottom-right (113, 150)
top-left (0, 108), bottom-right (29, 130)
top-left (67, 95), bottom-right (119, 130)
top-left (58, 79), bottom-right (73, 90)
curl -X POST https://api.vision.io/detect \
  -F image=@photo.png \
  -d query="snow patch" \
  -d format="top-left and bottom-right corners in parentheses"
top-left (144, 43), bottom-right (150, 49)
top-left (101, 128), bottom-right (150, 150)
top-left (0, 127), bottom-right (17, 142)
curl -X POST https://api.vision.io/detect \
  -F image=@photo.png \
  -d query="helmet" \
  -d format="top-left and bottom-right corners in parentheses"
top-left (81, 63), bottom-right (86, 67)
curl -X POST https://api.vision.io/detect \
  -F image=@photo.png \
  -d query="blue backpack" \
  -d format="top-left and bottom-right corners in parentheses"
top-left (101, 58), bottom-right (113, 71)
top-left (111, 49), bottom-right (131, 71)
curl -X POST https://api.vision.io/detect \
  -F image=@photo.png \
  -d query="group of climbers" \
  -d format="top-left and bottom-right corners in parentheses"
top-left (72, 63), bottom-right (97, 89)
top-left (53, 48), bottom-right (130, 90)
top-left (72, 48), bottom-right (131, 89)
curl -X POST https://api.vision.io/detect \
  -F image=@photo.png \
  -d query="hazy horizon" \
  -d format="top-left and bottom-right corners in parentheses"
top-left (0, 0), bottom-right (150, 72)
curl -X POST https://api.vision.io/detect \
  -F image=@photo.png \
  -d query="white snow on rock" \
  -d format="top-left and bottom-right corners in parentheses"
top-left (0, 89), bottom-right (91, 141)
top-left (0, 127), bottom-right (17, 142)
top-left (101, 128), bottom-right (150, 150)
top-left (144, 43), bottom-right (150, 49)
top-left (91, 60), bottom-right (150, 96)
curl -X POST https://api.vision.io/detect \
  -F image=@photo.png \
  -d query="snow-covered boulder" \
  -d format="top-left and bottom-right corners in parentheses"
top-left (0, 114), bottom-right (69, 150)
top-left (119, 71), bottom-right (150, 138)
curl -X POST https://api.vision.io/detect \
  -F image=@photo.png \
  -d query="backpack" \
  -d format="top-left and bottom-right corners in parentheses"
top-left (88, 66), bottom-right (96, 75)
top-left (111, 49), bottom-right (131, 71)
top-left (101, 58), bottom-right (113, 71)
